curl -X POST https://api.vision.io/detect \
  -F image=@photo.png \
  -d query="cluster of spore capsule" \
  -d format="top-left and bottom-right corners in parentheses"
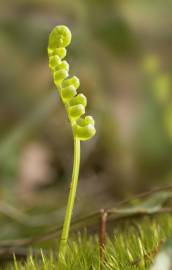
top-left (48, 25), bottom-right (96, 141)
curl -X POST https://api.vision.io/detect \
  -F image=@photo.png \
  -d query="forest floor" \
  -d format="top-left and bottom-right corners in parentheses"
top-left (3, 214), bottom-right (172, 270)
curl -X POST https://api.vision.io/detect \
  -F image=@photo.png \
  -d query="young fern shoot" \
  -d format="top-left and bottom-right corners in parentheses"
top-left (48, 25), bottom-right (96, 267)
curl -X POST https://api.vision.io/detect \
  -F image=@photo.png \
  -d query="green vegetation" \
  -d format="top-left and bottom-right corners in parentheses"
top-left (48, 25), bottom-right (96, 266)
top-left (4, 214), bottom-right (172, 270)
top-left (1, 1), bottom-right (172, 269)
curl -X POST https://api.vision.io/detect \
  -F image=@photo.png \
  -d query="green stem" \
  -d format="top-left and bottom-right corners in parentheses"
top-left (57, 136), bottom-right (80, 268)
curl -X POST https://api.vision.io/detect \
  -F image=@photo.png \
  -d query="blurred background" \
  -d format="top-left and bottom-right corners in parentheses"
top-left (0, 0), bottom-right (172, 242)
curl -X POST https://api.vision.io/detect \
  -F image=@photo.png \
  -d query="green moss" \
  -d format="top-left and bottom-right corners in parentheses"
top-left (4, 214), bottom-right (172, 269)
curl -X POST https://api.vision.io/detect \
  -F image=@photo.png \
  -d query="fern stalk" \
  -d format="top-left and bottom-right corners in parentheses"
top-left (47, 25), bottom-right (96, 268)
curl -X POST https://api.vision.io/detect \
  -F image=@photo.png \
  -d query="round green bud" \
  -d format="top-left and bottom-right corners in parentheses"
top-left (62, 76), bottom-right (80, 90)
top-left (68, 104), bottom-right (85, 120)
top-left (48, 48), bottom-right (67, 58)
top-left (55, 60), bottom-right (69, 72)
top-left (73, 124), bottom-right (96, 141)
top-left (54, 69), bottom-right (68, 85)
top-left (61, 85), bottom-right (77, 102)
top-left (48, 25), bottom-right (72, 49)
top-left (85, 116), bottom-right (95, 126)
top-left (77, 116), bottom-right (94, 127)
top-left (76, 118), bottom-right (86, 127)
top-left (49, 55), bottom-right (61, 69)
top-left (55, 48), bottom-right (67, 59)
top-left (69, 94), bottom-right (87, 107)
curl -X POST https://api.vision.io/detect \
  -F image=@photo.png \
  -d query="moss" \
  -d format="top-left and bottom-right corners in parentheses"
top-left (4, 214), bottom-right (172, 269)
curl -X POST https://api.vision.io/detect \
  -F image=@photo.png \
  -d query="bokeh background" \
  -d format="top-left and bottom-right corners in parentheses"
top-left (0, 0), bottom-right (172, 241)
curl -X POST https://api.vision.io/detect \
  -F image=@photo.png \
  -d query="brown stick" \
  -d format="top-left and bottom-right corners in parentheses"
top-left (99, 209), bottom-right (108, 269)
